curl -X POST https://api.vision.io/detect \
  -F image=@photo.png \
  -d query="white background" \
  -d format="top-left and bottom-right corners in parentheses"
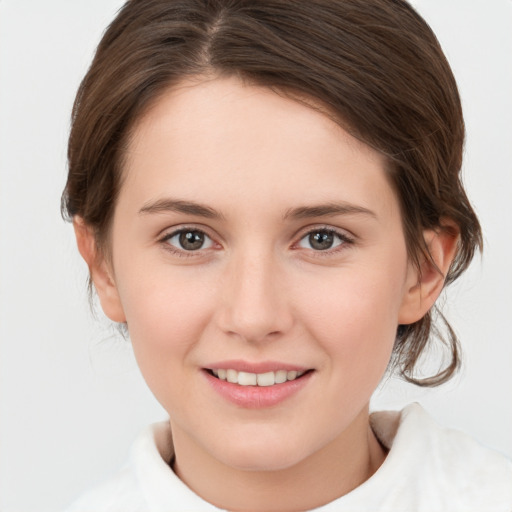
top-left (0, 1), bottom-right (511, 511)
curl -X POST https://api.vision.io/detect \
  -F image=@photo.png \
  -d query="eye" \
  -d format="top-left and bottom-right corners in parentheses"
top-left (163, 229), bottom-right (214, 251)
top-left (297, 229), bottom-right (349, 251)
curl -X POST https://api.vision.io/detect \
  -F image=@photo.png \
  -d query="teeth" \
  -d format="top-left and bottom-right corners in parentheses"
top-left (211, 368), bottom-right (307, 386)
top-left (275, 370), bottom-right (287, 384)
top-left (257, 371), bottom-right (275, 387)
top-left (226, 369), bottom-right (238, 383)
top-left (238, 371), bottom-right (257, 386)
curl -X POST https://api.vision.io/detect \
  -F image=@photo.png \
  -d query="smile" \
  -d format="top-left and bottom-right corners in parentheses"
top-left (210, 369), bottom-right (307, 387)
top-left (204, 364), bottom-right (314, 408)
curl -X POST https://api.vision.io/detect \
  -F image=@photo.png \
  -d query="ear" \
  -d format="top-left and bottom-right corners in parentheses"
top-left (73, 217), bottom-right (126, 323)
top-left (398, 221), bottom-right (459, 325)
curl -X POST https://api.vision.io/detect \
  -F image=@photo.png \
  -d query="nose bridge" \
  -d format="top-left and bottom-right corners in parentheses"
top-left (219, 244), bottom-right (292, 342)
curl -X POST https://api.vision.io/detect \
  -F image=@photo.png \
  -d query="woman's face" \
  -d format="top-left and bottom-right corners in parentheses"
top-left (102, 76), bottom-right (420, 471)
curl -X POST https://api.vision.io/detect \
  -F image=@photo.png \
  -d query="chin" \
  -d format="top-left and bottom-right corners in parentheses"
top-left (210, 432), bottom-right (315, 472)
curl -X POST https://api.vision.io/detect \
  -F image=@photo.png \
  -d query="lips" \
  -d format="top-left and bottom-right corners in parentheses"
top-left (203, 361), bottom-right (313, 408)
top-left (210, 368), bottom-right (307, 386)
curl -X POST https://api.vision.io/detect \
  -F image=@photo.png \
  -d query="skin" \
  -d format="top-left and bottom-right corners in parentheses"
top-left (75, 76), bottom-right (458, 511)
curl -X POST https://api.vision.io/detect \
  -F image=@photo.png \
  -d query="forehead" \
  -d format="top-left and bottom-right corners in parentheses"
top-left (121, 76), bottom-right (398, 222)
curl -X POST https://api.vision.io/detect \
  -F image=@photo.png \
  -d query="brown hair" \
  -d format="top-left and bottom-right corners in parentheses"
top-left (62, 0), bottom-right (483, 386)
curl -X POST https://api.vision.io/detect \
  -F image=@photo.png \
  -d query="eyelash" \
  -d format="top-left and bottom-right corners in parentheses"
top-left (159, 227), bottom-right (217, 258)
top-left (158, 225), bottom-right (355, 258)
top-left (294, 227), bottom-right (355, 257)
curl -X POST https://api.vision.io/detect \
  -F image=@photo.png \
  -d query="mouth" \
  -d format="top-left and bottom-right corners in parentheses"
top-left (206, 368), bottom-right (312, 387)
top-left (203, 363), bottom-right (314, 408)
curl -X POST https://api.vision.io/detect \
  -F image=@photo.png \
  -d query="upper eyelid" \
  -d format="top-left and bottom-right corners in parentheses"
top-left (158, 224), bottom-right (217, 240)
top-left (293, 224), bottom-right (356, 242)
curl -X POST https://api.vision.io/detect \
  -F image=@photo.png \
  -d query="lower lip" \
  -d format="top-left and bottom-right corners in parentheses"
top-left (203, 370), bottom-right (313, 409)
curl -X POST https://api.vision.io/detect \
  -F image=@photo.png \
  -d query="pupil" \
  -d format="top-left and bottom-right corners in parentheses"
top-left (309, 231), bottom-right (333, 250)
top-left (179, 231), bottom-right (204, 250)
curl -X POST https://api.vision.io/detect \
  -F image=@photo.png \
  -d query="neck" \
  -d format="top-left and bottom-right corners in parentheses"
top-left (171, 407), bottom-right (387, 512)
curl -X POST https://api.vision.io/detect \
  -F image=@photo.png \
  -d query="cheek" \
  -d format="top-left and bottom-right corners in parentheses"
top-left (295, 261), bottom-right (406, 380)
top-left (113, 265), bottom-right (217, 384)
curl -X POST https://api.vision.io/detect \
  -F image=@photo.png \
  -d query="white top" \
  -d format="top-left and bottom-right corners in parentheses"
top-left (65, 403), bottom-right (512, 511)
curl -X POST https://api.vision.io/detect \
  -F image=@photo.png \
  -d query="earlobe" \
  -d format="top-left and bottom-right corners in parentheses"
top-left (398, 221), bottom-right (459, 325)
top-left (73, 217), bottom-right (126, 323)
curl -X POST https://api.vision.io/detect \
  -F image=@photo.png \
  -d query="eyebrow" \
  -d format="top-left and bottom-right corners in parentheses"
top-left (138, 198), bottom-right (224, 219)
top-left (138, 198), bottom-right (376, 221)
top-left (283, 202), bottom-right (377, 220)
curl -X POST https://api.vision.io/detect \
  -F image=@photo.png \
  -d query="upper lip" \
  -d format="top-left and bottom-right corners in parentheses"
top-left (204, 360), bottom-right (311, 373)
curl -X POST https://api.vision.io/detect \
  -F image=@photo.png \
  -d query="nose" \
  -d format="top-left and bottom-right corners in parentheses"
top-left (216, 249), bottom-right (294, 343)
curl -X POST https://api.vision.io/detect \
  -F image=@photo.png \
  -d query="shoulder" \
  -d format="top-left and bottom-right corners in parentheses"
top-left (63, 422), bottom-right (220, 512)
top-left (62, 422), bottom-right (162, 512)
top-left (64, 464), bottom-right (145, 512)
top-left (389, 403), bottom-right (512, 480)
top-left (369, 403), bottom-right (512, 511)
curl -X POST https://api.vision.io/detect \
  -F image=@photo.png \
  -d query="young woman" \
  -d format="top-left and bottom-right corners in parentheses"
top-left (62, 0), bottom-right (512, 510)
